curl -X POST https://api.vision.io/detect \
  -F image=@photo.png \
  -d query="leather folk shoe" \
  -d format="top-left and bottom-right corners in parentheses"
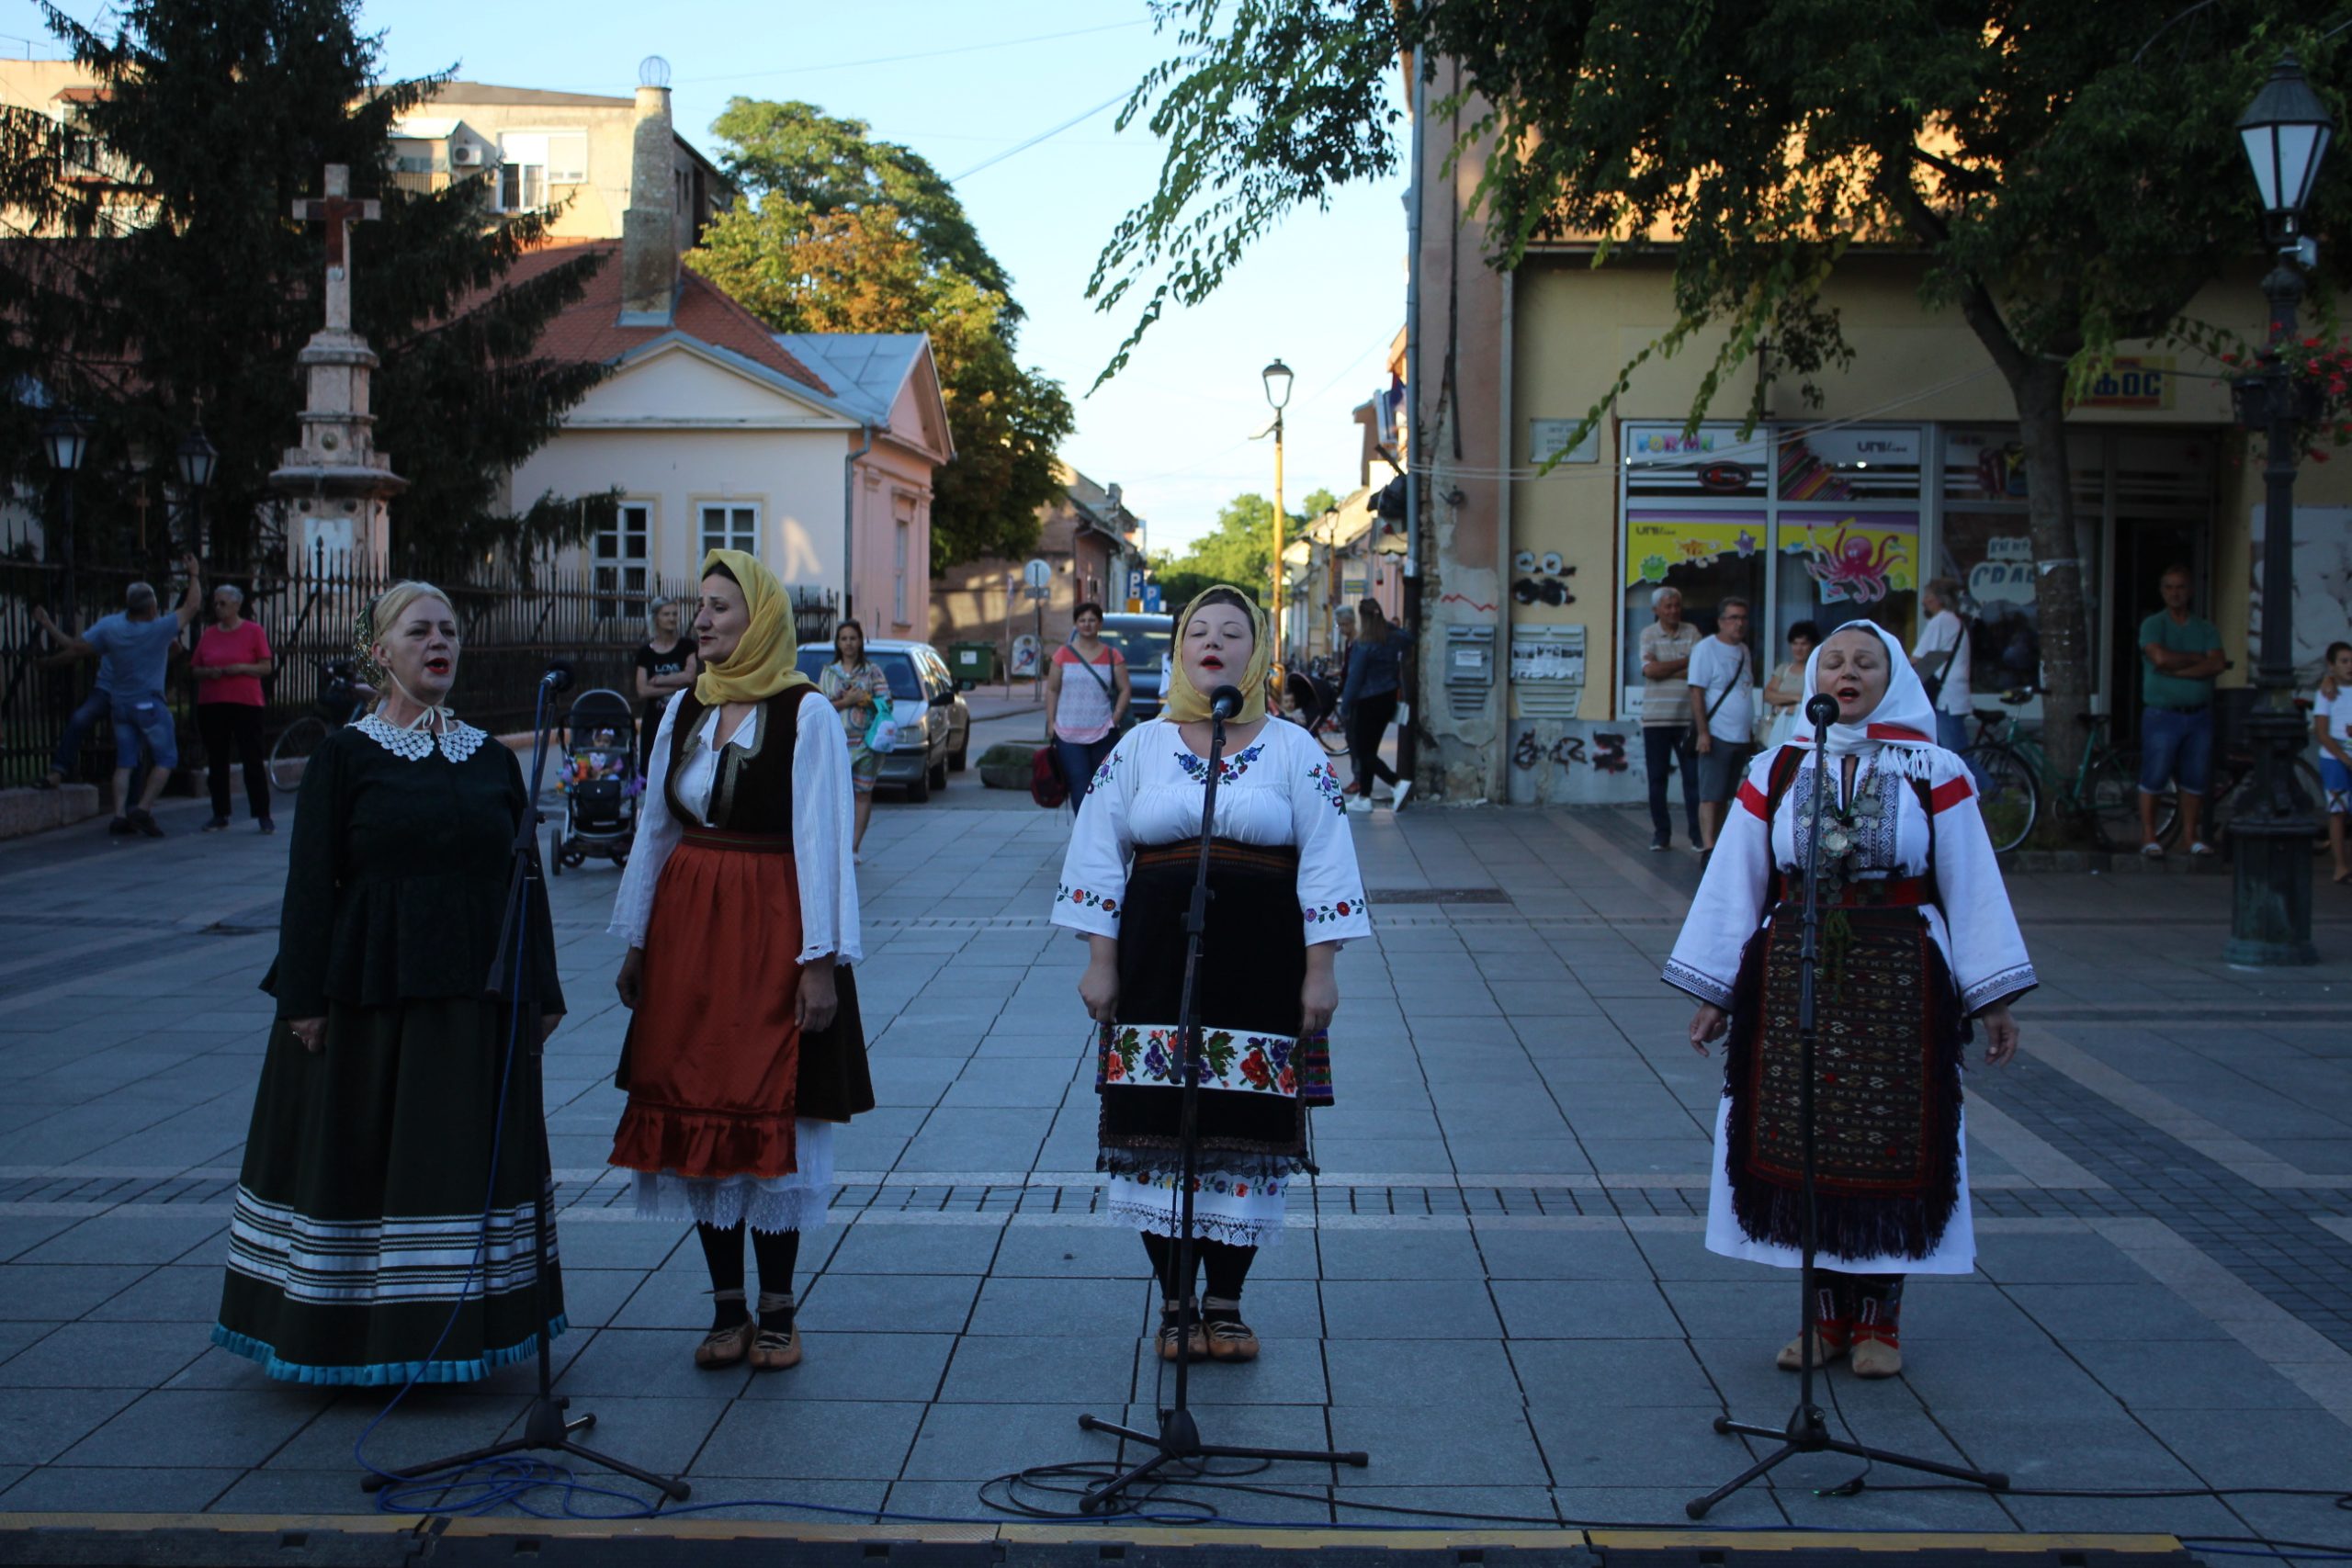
top-left (1775, 1282), bottom-right (1851, 1371)
top-left (695, 1290), bottom-right (752, 1370)
top-left (750, 1292), bottom-right (802, 1371)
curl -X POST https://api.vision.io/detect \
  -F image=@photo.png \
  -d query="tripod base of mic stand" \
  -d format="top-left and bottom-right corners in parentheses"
top-left (359, 1393), bottom-right (692, 1502)
top-left (1075, 1410), bottom-right (1369, 1515)
top-left (1684, 1404), bottom-right (2006, 1520)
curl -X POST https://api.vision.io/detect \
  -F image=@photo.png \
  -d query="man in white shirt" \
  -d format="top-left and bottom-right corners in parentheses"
top-left (1911, 578), bottom-right (1973, 753)
top-left (1688, 596), bottom-right (1754, 852)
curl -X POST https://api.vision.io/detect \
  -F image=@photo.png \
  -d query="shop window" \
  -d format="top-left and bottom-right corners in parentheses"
top-left (1769, 512), bottom-right (1919, 654)
top-left (1778, 427), bottom-right (1922, 502)
top-left (1623, 423), bottom-right (1770, 499)
top-left (1620, 506), bottom-right (1767, 714)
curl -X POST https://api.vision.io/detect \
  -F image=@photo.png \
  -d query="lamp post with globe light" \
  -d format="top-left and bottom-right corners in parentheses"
top-left (1261, 357), bottom-right (1294, 660)
top-left (2227, 51), bottom-right (2335, 967)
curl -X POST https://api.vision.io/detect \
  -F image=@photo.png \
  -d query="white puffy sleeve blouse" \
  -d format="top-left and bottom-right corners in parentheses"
top-left (1051, 716), bottom-right (1372, 947)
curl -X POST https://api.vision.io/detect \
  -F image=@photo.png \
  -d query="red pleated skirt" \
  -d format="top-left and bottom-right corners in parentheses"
top-left (609, 829), bottom-right (806, 1180)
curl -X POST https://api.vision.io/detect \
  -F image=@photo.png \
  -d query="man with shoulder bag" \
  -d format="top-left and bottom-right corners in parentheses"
top-left (1688, 596), bottom-right (1755, 853)
top-left (1911, 578), bottom-right (1973, 754)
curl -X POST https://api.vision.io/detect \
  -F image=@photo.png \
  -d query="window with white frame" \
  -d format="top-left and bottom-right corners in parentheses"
top-left (495, 132), bottom-right (585, 211)
top-left (700, 502), bottom-right (759, 559)
top-left (894, 517), bottom-right (910, 626)
top-left (591, 502), bottom-right (651, 620)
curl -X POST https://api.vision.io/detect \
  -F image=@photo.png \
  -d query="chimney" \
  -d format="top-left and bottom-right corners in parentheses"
top-left (619, 56), bottom-right (677, 324)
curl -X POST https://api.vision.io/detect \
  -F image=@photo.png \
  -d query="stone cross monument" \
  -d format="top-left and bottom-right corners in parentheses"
top-left (269, 164), bottom-right (406, 577)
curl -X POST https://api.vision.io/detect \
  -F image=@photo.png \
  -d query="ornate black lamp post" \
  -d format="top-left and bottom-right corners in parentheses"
top-left (176, 421), bottom-right (217, 560)
top-left (40, 408), bottom-right (89, 633)
top-left (2227, 52), bottom-right (2334, 967)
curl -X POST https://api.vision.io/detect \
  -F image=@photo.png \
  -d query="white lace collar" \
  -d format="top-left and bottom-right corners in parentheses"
top-left (353, 711), bottom-right (489, 762)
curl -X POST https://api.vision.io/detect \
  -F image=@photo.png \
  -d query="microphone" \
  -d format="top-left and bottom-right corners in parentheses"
top-left (1804, 693), bottom-right (1841, 731)
top-left (1207, 684), bottom-right (1245, 721)
top-left (539, 660), bottom-right (576, 694)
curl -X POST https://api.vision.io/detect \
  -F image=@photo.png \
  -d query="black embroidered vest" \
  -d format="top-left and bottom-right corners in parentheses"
top-left (663, 688), bottom-right (806, 835)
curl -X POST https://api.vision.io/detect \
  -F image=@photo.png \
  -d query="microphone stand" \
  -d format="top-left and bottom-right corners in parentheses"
top-left (362, 677), bottom-right (689, 1504)
top-left (1076, 695), bottom-right (1369, 1513)
top-left (1686, 699), bottom-right (2006, 1519)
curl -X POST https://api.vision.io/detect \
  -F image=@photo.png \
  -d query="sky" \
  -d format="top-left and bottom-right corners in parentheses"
top-left (2, 0), bottom-right (1412, 556)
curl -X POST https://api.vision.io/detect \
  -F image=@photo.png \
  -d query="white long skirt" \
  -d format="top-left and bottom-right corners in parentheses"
top-left (632, 1118), bottom-right (836, 1234)
top-left (1702, 1098), bottom-right (1975, 1274)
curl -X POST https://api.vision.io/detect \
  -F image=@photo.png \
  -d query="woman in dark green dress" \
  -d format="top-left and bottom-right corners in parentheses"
top-left (213, 582), bottom-right (567, 1384)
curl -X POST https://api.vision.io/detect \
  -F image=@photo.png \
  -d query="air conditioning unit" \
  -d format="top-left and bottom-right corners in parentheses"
top-left (451, 143), bottom-right (483, 168)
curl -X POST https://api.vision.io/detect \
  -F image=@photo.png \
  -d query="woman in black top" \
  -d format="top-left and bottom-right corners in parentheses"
top-left (213, 581), bottom-right (567, 1383)
top-left (633, 598), bottom-right (697, 773)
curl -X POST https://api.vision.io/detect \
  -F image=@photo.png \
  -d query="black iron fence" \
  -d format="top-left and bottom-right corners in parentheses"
top-left (0, 557), bottom-right (841, 789)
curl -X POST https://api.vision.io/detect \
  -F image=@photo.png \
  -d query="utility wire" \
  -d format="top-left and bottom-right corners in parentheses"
top-left (950, 91), bottom-right (1130, 183)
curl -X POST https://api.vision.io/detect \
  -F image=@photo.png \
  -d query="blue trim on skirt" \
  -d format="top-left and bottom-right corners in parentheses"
top-left (209, 1317), bottom-right (568, 1387)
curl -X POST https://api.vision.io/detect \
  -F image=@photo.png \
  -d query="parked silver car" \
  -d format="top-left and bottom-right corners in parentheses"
top-left (795, 639), bottom-right (972, 803)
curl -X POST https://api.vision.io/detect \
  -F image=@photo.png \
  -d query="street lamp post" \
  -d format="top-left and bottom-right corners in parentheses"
top-left (176, 421), bottom-right (218, 563)
top-left (40, 409), bottom-right (89, 634)
top-left (1261, 357), bottom-right (1293, 661)
top-left (2227, 51), bottom-right (2334, 967)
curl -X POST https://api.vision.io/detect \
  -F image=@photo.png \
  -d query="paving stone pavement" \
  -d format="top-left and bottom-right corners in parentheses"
top-left (3, 776), bottom-right (2352, 1544)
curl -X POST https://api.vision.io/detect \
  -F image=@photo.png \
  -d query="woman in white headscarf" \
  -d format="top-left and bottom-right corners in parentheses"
top-left (1664, 622), bottom-right (2032, 1380)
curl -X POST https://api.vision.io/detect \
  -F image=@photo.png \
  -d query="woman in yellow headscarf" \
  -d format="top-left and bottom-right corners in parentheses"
top-left (608, 549), bottom-right (874, 1373)
top-left (1053, 586), bottom-right (1371, 1365)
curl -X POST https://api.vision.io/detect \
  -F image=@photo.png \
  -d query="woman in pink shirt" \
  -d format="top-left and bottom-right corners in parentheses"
top-left (193, 583), bottom-right (276, 832)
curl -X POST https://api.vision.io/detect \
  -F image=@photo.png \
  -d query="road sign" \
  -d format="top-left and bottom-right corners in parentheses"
top-left (1126, 568), bottom-right (1144, 602)
top-left (1143, 584), bottom-right (1161, 611)
top-left (1010, 633), bottom-right (1041, 677)
top-left (1023, 558), bottom-right (1051, 592)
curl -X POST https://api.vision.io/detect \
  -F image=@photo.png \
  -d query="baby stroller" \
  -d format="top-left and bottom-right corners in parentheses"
top-left (548, 687), bottom-right (639, 875)
top-left (1283, 667), bottom-right (1349, 760)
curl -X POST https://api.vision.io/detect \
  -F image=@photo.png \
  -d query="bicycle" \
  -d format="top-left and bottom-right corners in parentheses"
top-left (1960, 691), bottom-right (2146, 854)
top-left (266, 656), bottom-right (364, 795)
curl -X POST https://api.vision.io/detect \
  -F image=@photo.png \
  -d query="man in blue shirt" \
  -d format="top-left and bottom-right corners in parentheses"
top-left (2136, 563), bottom-right (2227, 859)
top-left (33, 557), bottom-right (202, 837)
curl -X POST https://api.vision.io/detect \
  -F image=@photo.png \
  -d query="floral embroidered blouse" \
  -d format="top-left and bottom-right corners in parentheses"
top-left (1051, 716), bottom-right (1371, 946)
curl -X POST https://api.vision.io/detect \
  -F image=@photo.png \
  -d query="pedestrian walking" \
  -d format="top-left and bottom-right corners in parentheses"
top-left (1910, 579), bottom-right (1973, 754)
top-left (2136, 564), bottom-right (2226, 858)
top-left (631, 598), bottom-right (696, 775)
top-left (2314, 640), bottom-right (2352, 886)
top-left (1668, 623), bottom-right (2031, 1379)
top-left (819, 618), bottom-right (890, 855)
top-left (1057, 585), bottom-right (1368, 1364)
top-left (1337, 598), bottom-right (1412, 812)
top-left (1045, 601), bottom-right (1131, 815)
top-left (1689, 596), bottom-right (1755, 852)
top-left (609, 550), bottom-right (871, 1373)
top-left (213, 582), bottom-right (567, 1383)
top-left (192, 582), bottom-right (276, 833)
top-left (30, 558), bottom-right (201, 837)
top-left (1639, 585), bottom-right (1702, 851)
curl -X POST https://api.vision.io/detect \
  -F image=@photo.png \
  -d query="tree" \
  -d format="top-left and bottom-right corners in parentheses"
top-left (0, 0), bottom-right (616, 571)
top-left (687, 99), bottom-right (1074, 568)
top-left (1151, 486), bottom-right (1339, 605)
top-left (1093, 0), bottom-right (2347, 795)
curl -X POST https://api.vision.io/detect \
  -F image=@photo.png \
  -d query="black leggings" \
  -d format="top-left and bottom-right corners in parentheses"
top-left (695, 1222), bottom-right (802, 1299)
top-left (198, 703), bottom-right (271, 821)
top-left (1346, 693), bottom-right (1402, 795)
top-left (1139, 1231), bottom-right (1255, 1302)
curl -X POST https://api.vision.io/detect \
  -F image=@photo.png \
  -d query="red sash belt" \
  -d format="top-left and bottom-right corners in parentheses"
top-left (1770, 874), bottom-right (1928, 908)
top-left (681, 827), bottom-right (789, 854)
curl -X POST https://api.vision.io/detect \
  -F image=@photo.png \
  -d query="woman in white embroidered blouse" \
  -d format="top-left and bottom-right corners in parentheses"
top-left (606, 550), bottom-right (871, 1374)
top-left (1666, 623), bottom-right (2030, 1381)
top-left (1055, 585), bottom-right (1369, 1366)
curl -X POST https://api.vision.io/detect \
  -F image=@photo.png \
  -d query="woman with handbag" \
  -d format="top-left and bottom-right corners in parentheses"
top-left (820, 619), bottom-right (891, 857)
top-left (608, 550), bottom-right (874, 1372)
top-left (1056, 585), bottom-right (1367, 1364)
top-left (1045, 601), bottom-right (1129, 814)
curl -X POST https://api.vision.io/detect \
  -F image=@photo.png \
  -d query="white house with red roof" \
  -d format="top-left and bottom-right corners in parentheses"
top-left (501, 71), bottom-right (951, 631)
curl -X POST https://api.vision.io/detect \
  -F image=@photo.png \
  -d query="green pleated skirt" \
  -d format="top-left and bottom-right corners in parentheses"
top-left (213, 997), bottom-right (566, 1385)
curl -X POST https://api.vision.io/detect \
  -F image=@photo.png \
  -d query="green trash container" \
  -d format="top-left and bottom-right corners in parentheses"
top-left (948, 640), bottom-right (998, 690)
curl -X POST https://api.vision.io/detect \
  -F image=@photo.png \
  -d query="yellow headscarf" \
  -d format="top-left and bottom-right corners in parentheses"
top-left (1162, 584), bottom-right (1272, 725)
top-left (691, 548), bottom-right (814, 705)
